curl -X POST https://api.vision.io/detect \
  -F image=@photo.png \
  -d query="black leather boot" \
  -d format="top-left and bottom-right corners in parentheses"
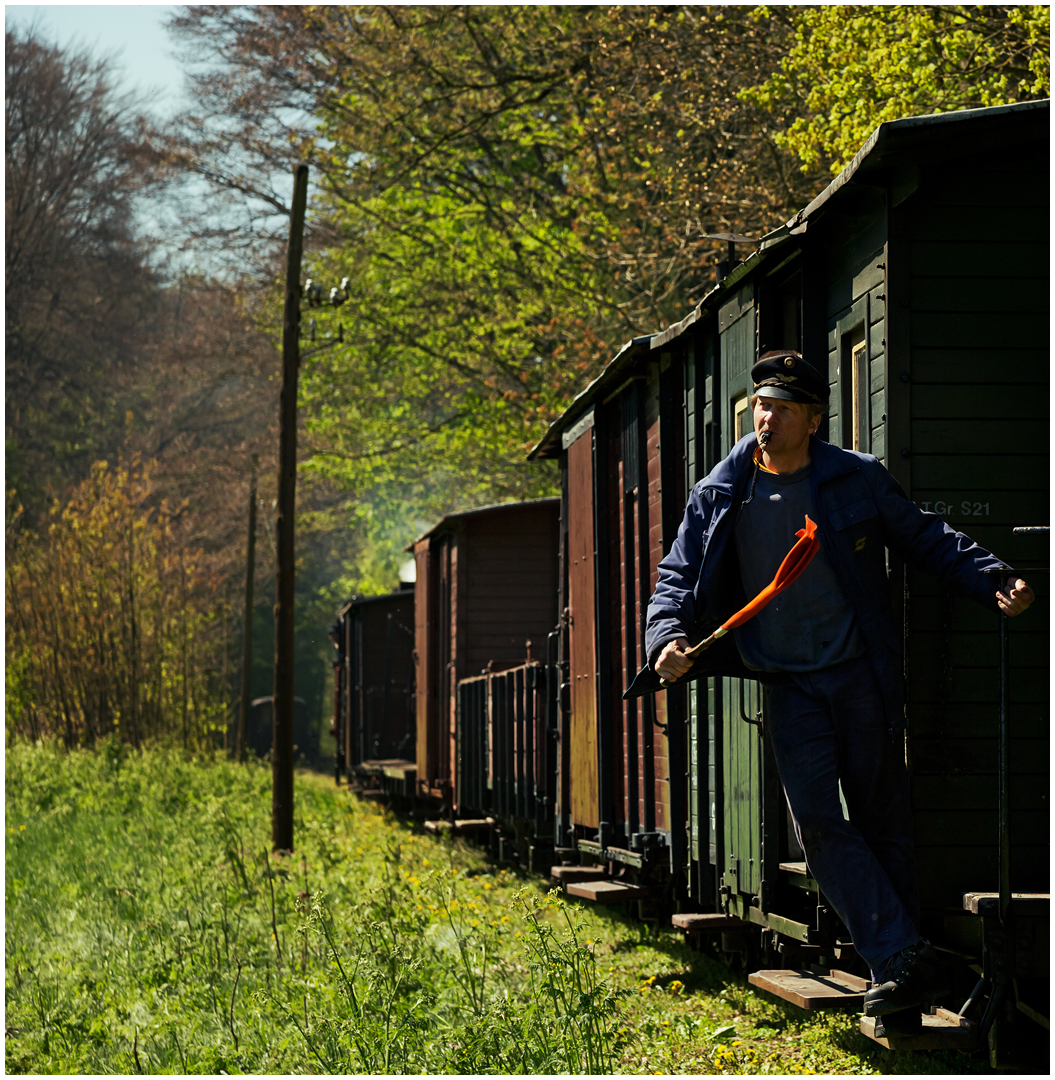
top-left (874, 1008), bottom-right (923, 1038)
top-left (864, 941), bottom-right (950, 1017)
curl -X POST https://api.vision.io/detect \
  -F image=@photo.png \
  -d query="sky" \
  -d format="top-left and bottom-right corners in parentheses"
top-left (5, 4), bottom-right (187, 116)
top-left (5, 3), bottom-right (285, 274)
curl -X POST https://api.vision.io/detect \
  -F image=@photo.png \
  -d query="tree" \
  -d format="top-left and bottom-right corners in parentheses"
top-left (4, 27), bottom-right (343, 755)
top-left (6, 460), bottom-right (227, 749)
top-left (163, 5), bottom-right (824, 550)
top-left (5, 28), bottom-right (163, 512)
top-left (740, 5), bottom-right (1050, 174)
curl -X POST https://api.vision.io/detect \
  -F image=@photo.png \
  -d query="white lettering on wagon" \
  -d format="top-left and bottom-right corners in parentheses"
top-left (916, 500), bottom-right (990, 516)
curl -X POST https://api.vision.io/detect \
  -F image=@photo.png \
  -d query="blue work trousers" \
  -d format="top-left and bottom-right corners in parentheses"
top-left (764, 653), bottom-right (920, 982)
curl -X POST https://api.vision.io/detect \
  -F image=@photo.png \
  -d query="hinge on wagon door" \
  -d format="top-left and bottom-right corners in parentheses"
top-left (629, 831), bottom-right (666, 856)
top-left (739, 680), bottom-right (762, 729)
top-left (759, 878), bottom-right (775, 913)
top-left (724, 856), bottom-right (740, 895)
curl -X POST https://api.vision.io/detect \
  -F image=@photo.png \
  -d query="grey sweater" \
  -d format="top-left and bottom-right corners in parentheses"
top-left (732, 462), bottom-right (864, 672)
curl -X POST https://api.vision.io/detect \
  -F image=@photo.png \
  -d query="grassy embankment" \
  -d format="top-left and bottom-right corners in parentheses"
top-left (6, 741), bottom-right (989, 1074)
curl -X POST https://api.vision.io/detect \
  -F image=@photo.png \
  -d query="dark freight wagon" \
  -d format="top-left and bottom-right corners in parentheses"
top-left (530, 337), bottom-right (692, 886)
top-left (244, 695), bottom-right (315, 761)
top-left (531, 99), bottom-right (1048, 1060)
top-left (322, 98), bottom-right (1047, 1065)
top-left (410, 499), bottom-right (561, 813)
top-left (330, 588), bottom-right (416, 792)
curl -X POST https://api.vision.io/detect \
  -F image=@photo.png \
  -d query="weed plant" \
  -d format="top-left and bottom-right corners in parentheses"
top-left (6, 740), bottom-right (992, 1074)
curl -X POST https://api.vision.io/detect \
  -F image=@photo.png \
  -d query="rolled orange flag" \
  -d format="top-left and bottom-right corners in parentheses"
top-left (661, 514), bottom-right (820, 683)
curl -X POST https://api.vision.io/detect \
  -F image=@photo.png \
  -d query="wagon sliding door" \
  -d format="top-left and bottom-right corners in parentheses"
top-left (894, 148), bottom-right (1050, 921)
top-left (414, 534), bottom-right (453, 798)
top-left (566, 418), bottom-right (600, 832)
top-left (684, 324), bottom-right (722, 906)
top-left (716, 285), bottom-right (782, 913)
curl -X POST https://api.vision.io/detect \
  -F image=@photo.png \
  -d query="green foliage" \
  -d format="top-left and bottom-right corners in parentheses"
top-left (4, 744), bottom-right (626, 1074)
top-left (5, 459), bottom-right (227, 748)
top-left (742, 5), bottom-right (1051, 174)
top-left (169, 5), bottom-right (823, 541)
top-left (6, 742), bottom-right (995, 1075)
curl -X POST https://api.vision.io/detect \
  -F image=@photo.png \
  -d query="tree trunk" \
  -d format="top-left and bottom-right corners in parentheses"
top-left (237, 454), bottom-right (258, 763)
top-left (272, 164), bottom-right (308, 853)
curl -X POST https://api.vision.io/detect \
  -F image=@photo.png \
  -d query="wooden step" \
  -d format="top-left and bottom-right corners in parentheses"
top-left (550, 865), bottom-right (608, 884)
top-left (671, 912), bottom-right (750, 932)
top-left (565, 880), bottom-right (648, 904)
top-left (962, 892), bottom-right (1049, 917)
top-left (382, 762), bottom-right (416, 780)
top-left (424, 818), bottom-right (493, 835)
top-left (748, 968), bottom-right (867, 1009)
top-left (779, 860), bottom-right (819, 891)
top-left (860, 1007), bottom-right (979, 1051)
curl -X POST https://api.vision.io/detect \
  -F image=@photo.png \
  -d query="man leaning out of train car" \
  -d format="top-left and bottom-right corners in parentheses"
top-left (646, 349), bottom-right (1035, 1030)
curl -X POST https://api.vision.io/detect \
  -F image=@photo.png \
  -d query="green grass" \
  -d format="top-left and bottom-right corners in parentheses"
top-left (6, 740), bottom-right (992, 1074)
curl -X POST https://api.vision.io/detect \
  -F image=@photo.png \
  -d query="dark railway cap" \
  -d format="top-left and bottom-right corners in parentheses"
top-left (751, 350), bottom-right (828, 406)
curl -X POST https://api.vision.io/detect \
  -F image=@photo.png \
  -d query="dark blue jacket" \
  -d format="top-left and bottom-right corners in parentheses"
top-left (632, 434), bottom-right (1010, 731)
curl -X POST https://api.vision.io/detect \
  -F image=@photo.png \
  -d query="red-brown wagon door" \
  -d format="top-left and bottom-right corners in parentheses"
top-left (567, 428), bottom-right (599, 829)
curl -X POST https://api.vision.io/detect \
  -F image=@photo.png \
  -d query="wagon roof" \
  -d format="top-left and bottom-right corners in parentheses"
top-left (336, 587), bottom-right (414, 620)
top-left (528, 98), bottom-right (1049, 461)
top-left (407, 496), bottom-right (561, 548)
top-left (528, 335), bottom-right (654, 459)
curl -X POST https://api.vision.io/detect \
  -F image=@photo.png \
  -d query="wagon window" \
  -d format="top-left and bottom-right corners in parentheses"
top-left (851, 335), bottom-right (868, 451)
top-left (734, 394), bottom-right (751, 442)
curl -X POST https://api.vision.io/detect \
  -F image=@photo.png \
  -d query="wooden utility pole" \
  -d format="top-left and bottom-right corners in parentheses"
top-left (273, 163), bottom-right (309, 852)
top-left (237, 453), bottom-right (258, 763)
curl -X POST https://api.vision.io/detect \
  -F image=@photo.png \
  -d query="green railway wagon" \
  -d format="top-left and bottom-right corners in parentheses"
top-left (648, 100), bottom-right (1048, 1065)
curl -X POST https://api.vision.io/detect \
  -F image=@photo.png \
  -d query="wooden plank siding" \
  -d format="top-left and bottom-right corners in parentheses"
top-left (414, 501), bottom-right (559, 805)
top-left (530, 104), bottom-right (1048, 942)
top-left (658, 354), bottom-right (688, 882)
top-left (644, 382), bottom-right (666, 835)
top-left (825, 241), bottom-right (887, 459)
top-left (614, 407), bottom-right (635, 839)
top-left (899, 148), bottom-right (1049, 918)
top-left (462, 508), bottom-right (560, 674)
top-left (567, 431), bottom-right (600, 828)
top-left (343, 593), bottom-right (415, 766)
top-left (414, 539), bottom-right (435, 791)
top-left (716, 287), bottom-right (771, 911)
top-left (683, 322), bottom-right (723, 908)
top-left (449, 530), bottom-right (462, 798)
